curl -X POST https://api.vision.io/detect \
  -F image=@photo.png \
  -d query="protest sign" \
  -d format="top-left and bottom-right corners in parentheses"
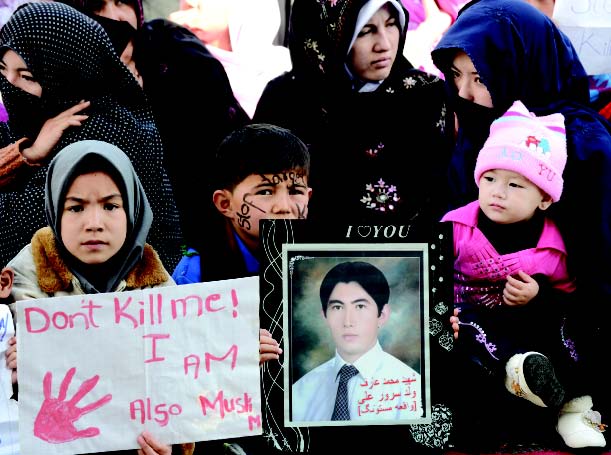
top-left (16, 277), bottom-right (261, 455)
top-left (554, 0), bottom-right (611, 74)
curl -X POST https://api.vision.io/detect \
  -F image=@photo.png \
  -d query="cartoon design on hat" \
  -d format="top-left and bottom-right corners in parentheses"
top-left (474, 100), bottom-right (567, 202)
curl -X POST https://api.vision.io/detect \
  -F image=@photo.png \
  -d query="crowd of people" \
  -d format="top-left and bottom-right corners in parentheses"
top-left (0, 0), bottom-right (610, 454)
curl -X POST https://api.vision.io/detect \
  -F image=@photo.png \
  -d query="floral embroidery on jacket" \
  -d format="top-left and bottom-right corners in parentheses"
top-left (404, 76), bottom-right (417, 89)
top-left (360, 178), bottom-right (399, 212)
top-left (365, 143), bottom-right (384, 157)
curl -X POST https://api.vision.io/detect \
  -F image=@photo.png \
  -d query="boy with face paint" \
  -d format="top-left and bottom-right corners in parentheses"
top-left (172, 123), bottom-right (312, 284)
top-left (171, 122), bottom-right (307, 455)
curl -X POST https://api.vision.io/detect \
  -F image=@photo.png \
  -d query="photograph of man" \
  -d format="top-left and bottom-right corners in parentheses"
top-left (291, 260), bottom-right (423, 423)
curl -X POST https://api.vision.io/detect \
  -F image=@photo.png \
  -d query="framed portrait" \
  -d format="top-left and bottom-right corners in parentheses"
top-left (283, 244), bottom-right (431, 427)
top-left (258, 219), bottom-right (454, 452)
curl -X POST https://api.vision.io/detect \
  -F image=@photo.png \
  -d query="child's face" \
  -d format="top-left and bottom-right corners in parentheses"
top-left (478, 169), bottom-right (551, 224)
top-left (60, 171), bottom-right (127, 265)
top-left (214, 171), bottom-right (311, 250)
top-left (349, 4), bottom-right (400, 83)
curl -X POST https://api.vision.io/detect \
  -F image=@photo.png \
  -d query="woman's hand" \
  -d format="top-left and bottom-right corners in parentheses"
top-left (22, 100), bottom-right (90, 164)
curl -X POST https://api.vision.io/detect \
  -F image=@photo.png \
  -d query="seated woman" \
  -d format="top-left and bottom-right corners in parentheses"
top-left (0, 2), bottom-right (183, 270)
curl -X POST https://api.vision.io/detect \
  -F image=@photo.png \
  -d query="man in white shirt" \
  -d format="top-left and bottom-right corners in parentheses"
top-left (291, 261), bottom-right (422, 423)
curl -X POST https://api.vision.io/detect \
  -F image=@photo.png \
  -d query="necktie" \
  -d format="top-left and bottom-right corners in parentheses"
top-left (331, 364), bottom-right (359, 421)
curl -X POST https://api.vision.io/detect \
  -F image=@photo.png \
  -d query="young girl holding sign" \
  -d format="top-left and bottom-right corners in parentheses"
top-left (7, 139), bottom-right (192, 455)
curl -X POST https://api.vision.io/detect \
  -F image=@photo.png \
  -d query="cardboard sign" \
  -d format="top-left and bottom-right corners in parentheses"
top-left (16, 278), bottom-right (261, 455)
top-left (554, 0), bottom-right (611, 74)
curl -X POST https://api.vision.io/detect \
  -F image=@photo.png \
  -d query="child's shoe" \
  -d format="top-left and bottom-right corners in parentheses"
top-left (557, 395), bottom-right (606, 448)
top-left (504, 352), bottom-right (565, 407)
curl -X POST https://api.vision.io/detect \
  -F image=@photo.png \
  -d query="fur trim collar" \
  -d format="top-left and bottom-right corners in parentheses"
top-left (31, 227), bottom-right (169, 293)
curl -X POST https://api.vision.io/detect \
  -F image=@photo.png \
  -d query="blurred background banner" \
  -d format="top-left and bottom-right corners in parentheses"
top-left (553, 0), bottom-right (611, 74)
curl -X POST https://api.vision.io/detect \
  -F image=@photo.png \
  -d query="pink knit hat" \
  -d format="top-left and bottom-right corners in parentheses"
top-left (474, 100), bottom-right (567, 202)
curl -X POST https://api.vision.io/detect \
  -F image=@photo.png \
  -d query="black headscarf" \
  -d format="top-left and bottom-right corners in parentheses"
top-left (0, 2), bottom-right (182, 269)
top-left (278, 0), bottom-right (453, 226)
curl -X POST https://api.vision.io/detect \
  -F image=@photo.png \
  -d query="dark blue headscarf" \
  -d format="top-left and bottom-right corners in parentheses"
top-left (430, 0), bottom-right (590, 208)
top-left (432, 0), bottom-right (588, 112)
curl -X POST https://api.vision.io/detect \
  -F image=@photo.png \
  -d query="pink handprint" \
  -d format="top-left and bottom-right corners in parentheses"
top-left (33, 367), bottom-right (112, 443)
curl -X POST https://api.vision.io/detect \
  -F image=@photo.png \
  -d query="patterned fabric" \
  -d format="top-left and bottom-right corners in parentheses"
top-left (254, 0), bottom-right (454, 229)
top-left (331, 364), bottom-right (359, 421)
top-left (0, 2), bottom-right (183, 270)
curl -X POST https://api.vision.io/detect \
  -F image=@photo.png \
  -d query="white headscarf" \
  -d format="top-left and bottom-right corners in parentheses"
top-left (345, 0), bottom-right (406, 93)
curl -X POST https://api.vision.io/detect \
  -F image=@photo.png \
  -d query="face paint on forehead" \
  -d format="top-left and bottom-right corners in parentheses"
top-left (258, 171), bottom-right (308, 186)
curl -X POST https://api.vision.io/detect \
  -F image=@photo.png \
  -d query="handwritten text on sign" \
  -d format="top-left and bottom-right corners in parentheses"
top-left (554, 0), bottom-right (611, 74)
top-left (16, 277), bottom-right (261, 455)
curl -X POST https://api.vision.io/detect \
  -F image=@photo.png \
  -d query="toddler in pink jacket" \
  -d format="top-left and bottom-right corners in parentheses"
top-left (442, 100), bottom-right (606, 449)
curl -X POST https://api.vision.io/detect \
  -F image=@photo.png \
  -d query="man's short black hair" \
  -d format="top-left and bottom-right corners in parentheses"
top-left (213, 123), bottom-right (310, 191)
top-left (320, 261), bottom-right (390, 316)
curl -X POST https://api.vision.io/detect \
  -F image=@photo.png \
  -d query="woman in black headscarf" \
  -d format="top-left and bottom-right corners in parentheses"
top-left (254, 0), bottom-right (454, 234)
top-left (0, 2), bottom-right (183, 270)
top-left (56, 0), bottom-right (250, 250)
